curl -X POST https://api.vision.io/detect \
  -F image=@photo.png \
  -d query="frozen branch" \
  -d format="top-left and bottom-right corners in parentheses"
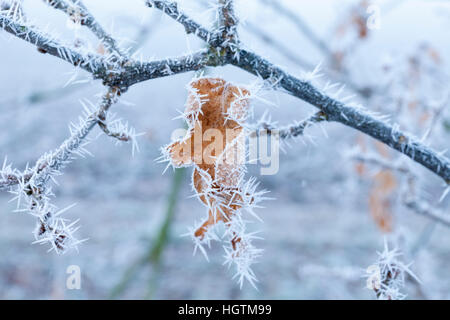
top-left (0, 13), bottom-right (216, 88)
top-left (43, 0), bottom-right (126, 58)
top-left (233, 49), bottom-right (450, 183)
top-left (0, 171), bottom-right (31, 191)
top-left (1, 0), bottom-right (449, 263)
top-left (217, 0), bottom-right (238, 46)
top-left (352, 153), bottom-right (450, 228)
top-left (245, 21), bottom-right (314, 70)
top-left (4, 88), bottom-right (122, 253)
top-left (258, 0), bottom-right (332, 58)
top-left (115, 49), bottom-right (216, 87)
top-left (351, 153), bottom-right (411, 175)
top-left (0, 13), bottom-right (111, 76)
top-left (31, 88), bottom-right (119, 190)
top-left (244, 21), bottom-right (372, 98)
top-left (145, 0), bottom-right (216, 44)
top-left (404, 197), bottom-right (450, 228)
top-left (146, 0), bottom-right (450, 183)
top-left (365, 239), bottom-right (420, 300)
top-left (253, 111), bottom-right (327, 139)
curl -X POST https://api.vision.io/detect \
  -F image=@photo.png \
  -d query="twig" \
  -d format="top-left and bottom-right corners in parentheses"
top-left (352, 153), bottom-right (450, 228)
top-left (31, 88), bottom-right (119, 190)
top-left (404, 197), bottom-right (450, 228)
top-left (43, 0), bottom-right (126, 58)
top-left (146, 0), bottom-right (216, 44)
top-left (109, 167), bottom-right (186, 299)
top-left (252, 111), bottom-right (327, 139)
top-left (116, 49), bottom-right (216, 88)
top-left (0, 172), bottom-right (32, 191)
top-left (244, 21), bottom-right (372, 98)
top-left (146, 0), bottom-right (450, 183)
top-left (244, 21), bottom-right (314, 70)
top-left (217, 0), bottom-right (238, 45)
top-left (0, 14), bottom-right (110, 76)
top-left (258, 0), bottom-right (333, 58)
top-left (1, 0), bottom-right (449, 255)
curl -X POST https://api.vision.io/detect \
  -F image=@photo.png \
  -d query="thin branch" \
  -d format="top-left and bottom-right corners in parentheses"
top-left (351, 153), bottom-right (411, 175)
top-left (253, 111), bottom-right (327, 139)
top-left (233, 49), bottom-right (450, 183)
top-left (116, 49), bottom-right (215, 87)
top-left (2, 1), bottom-right (450, 184)
top-left (43, 0), bottom-right (126, 58)
top-left (0, 13), bottom-right (215, 88)
top-left (244, 21), bottom-right (314, 70)
top-left (110, 168), bottom-right (186, 299)
top-left (1, 88), bottom-right (120, 253)
top-left (259, 0), bottom-right (332, 58)
top-left (146, 0), bottom-right (216, 44)
top-left (147, 0), bottom-right (450, 183)
top-left (244, 21), bottom-right (372, 98)
top-left (217, 0), bottom-right (238, 45)
top-left (0, 88), bottom-right (118, 193)
top-left (0, 172), bottom-right (31, 191)
top-left (0, 14), bottom-right (110, 76)
top-left (31, 88), bottom-right (119, 190)
top-left (352, 153), bottom-right (450, 228)
top-left (404, 197), bottom-right (450, 228)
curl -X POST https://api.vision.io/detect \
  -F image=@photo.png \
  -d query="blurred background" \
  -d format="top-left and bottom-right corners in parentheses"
top-left (0, 0), bottom-right (449, 299)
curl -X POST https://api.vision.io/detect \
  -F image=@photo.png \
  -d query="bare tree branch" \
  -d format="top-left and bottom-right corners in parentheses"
top-left (0, 13), bottom-right (215, 88)
top-left (405, 198), bottom-right (450, 228)
top-left (30, 88), bottom-right (119, 190)
top-left (0, 14), bottom-right (110, 76)
top-left (352, 153), bottom-right (450, 228)
top-left (351, 153), bottom-right (411, 175)
top-left (0, 172), bottom-right (31, 191)
top-left (146, 0), bottom-right (216, 44)
top-left (3, 1), bottom-right (449, 183)
top-left (115, 49), bottom-right (215, 88)
top-left (43, 0), bottom-right (126, 58)
top-left (258, 0), bottom-right (333, 58)
top-left (0, 88), bottom-right (121, 252)
top-left (217, 0), bottom-right (238, 45)
top-left (147, 0), bottom-right (450, 184)
top-left (244, 21), bottom-right (372, 98)
top-left (253, 111), bottom-right (327, 139)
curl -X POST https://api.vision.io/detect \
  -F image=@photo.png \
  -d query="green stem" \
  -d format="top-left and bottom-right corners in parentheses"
top-left (109, 167), bottom-right (186, 299)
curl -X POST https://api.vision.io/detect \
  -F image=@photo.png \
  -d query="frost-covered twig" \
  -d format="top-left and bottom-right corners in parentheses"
top-left (351, 153), bottom-right (411, 175)
top-left (116, 49), bottom-right (215, 87)
top-left (146, 0), bottom-right (216, 44)
top-left (365, 239), bottom-right (420, 300)
top-left (244, 21), bottom-right (314, 70)
top-left (31, 88), bottom-right (119, 189)
top-left (4, 88), bottom-right (122, 253)
top-left (253, 111), bottom-right (327, 139)
top-left (0, 13), bottom-right (110, 76)
top-left (244, 21), bottom-right (371, 98)
top-left (0, 12), bottom-right (214, 88)
top-left (404, 197), bottom-right (450, 228)
top-left (258, 0), bottom-right (332, 58)
top-left (217, 0), bottom-right (238, 47)
top-left (234, 50), bottom-right (450, 183)
top-left (43, 0), bottom-right (127, 58)
top-left (148, 0), bottom-right (450, 184)
top-left (0, 165), bottom-right (32, 191)
top-left (352, 153), bottom-right (450, 228)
